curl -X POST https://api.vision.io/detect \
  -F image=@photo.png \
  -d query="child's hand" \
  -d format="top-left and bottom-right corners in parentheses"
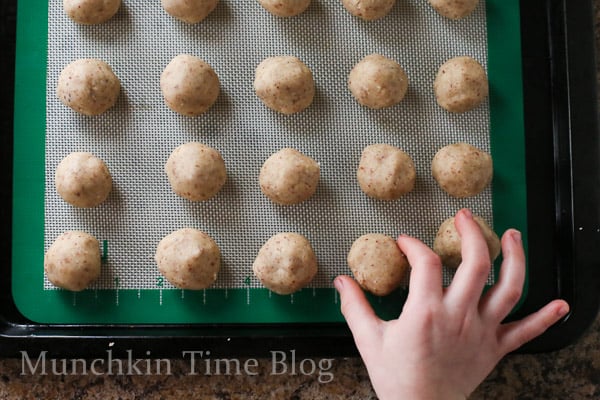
top-left (335, 209), bottom-right (569, 400)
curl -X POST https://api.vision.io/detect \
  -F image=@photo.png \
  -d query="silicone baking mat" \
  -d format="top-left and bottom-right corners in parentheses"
top-left (12, 0), bottom-right (527, 323)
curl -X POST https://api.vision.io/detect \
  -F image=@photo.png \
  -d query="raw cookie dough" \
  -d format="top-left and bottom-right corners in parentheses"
top-left (165, 142), bottom-right (227, 202)
top-left (431, 142), bottom-right (493, 198)
top-left (55, 152), bottom-right (112, 208)
top-left (254, 56), bottom-right (315, 114)
top-left (347, 234), bottom-right (408, 296)
top-left (63, 0), bottom-right (121, 24)
top-left (357, 144), bottom-right (416, 200)
top-left (161, 54), bottom-right (220, 116)
top-left (428, 0), bottom-right (478, 19)
top-left (259, 148), bottom-right (320, 205)
top-left (253, 233), bottom-right (318, 295)
top-left (348, 54), bottom-right (408, 109)
top-left (57, 58), bottom-right (120, 116)
top-left (155, 228), bottom-right (221, 290)
top-left (258, 0), bottom-right (311, 16)
top-left (434, 56), bottom-right (488, 113)
top-left (433, 215), bottom-right (501, 269)
top-left (341, 0), bottom-right (396, 20)
top-left (161, 0), bottom-right (219, 23)
top-left (44, 231), bottom-right (101, 291)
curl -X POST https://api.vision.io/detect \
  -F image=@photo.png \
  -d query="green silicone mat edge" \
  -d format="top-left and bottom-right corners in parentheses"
top-left (11, 0), bottom-right (527, 324)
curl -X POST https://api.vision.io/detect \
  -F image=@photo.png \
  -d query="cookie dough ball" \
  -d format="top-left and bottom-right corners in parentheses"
top-left (347, 234), bottom-right (408, 296)
top-left (165, 142), bottom-right (227, 201)
top-left (57, 59), bottom-right (120, 116)
top-left (161, 0), bottom-right (218, 23)
top-left (63, 0), bottom-right (121, 24)
top-left (161, 54), bottom-right (220, 116)
top-left (341, 0), bottom-right (396, 20)
top-left (55, 152), bottom-right (112, 208)
top-left (348, 54), bottom-right (408, 109)
top-left (432, 142), bottom-right (493, 198)
top-left (258, 0), bottom-right (311, 16)
top-left (357, 144), bottom-right (415, 200)
top-left (433, 215), bottom-right (501, 269)
top-left (253, 233), bottom-right (318, 295)
top-left (429, 0), bottom-right (478, 19)
top-left (155, 228), bottom-right (221, 290)
top-left (259, 148), bottom-right (320, 205)
top-left (44, 231), bottom-right (101, 291)
top-left (434, 56), bottom-right (488, 113)
top-left (254, 56), bottom-right (315, 114)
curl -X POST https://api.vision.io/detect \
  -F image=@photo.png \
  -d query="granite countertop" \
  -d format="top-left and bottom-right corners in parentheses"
top-left (1, 2), bottom-right (599, 399)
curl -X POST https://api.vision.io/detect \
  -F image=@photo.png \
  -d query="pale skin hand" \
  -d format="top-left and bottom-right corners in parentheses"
top-left (334, 209), bottom-right (570, 400)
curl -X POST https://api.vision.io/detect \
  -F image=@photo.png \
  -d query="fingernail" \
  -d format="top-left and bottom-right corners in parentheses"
top-left (462, 208), bottom-right (473, 219)
top-left (512, 230), bottom-right (522, 244)
top-left (333, 277), bottom-right (344, 291)
top-left (557, 303), bottom-right (570, 317)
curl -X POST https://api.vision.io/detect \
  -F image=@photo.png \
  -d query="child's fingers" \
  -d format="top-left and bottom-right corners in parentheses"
top-left (497, 299), bottom-right (570, 354)
top-left (479, 229), bottom-right (525, 323)
top-left (334, 275), bottom-right (382, 349)
top-left (446, 209), bottom-right (492, 311)
top-left (397, 235), bottom-right (443, 300)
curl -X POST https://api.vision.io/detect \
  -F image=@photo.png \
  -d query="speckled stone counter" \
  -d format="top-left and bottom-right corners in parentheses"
top-left (1, 2), bottom-right (599, 399)
top-left (0, 317), bottom-right (598, 399)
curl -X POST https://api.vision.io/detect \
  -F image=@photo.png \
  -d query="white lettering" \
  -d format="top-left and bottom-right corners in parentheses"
top-left (20, 351), bottom-right (47, 376)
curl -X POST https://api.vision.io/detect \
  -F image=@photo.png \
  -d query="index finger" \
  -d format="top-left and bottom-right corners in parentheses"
top-left (397, 234), bottom-right (443, 300)
top-left (445, 209), bottom-right (493, 310)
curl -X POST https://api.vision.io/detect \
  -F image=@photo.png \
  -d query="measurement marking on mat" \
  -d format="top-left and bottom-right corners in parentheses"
top-left (334, 289), bottom-right (338, 305)
top-left (137, 289), bottom-right (141, 299)
top-left (94, 289), bottom-right (98, 300)
top-left (203, 289), bottom-right (206, 305)
top-left (268, 290), bottom-right (272, 299)
top-left (290, 294), bottom-right (294, 304)
top-left (101, 240), bottom-right (108, 261)
top-left (312, 288), bottom-right (316, 297)
top-left (114, 276), bottom-right (120, 306)
top-left (244, 276), bottom-right (251, 305)
top-left (181, 290), bottom-right (185, 300)
top-left (72, 293), bottom-right (77, 307)
top-left (224, 288), bottom-right (228, 299)
top-left (159, 289), bottom-right (163, 306)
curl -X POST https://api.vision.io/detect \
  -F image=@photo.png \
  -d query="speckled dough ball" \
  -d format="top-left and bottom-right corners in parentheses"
top-left (434, 56), bottom-right (488, 113)
top-left (433, 215), bottom-right (501, 269)
top-left (341, 0), bottom-right (396, 20)
top-left (254, 56), bottom-right (315, 114)
top-left (57, 58), bottom-right (120, 116)
top-left (428, 0), bottom-right (478, 19)
top-left (161, 0), bottom-right (219, 23)
top-left (347, 234), bottom-right (408, 296)
top-left (165, 142), bottom-right (227, 202)
top-left (259, 148), bottom-right (320, 205)
top-left (357, 144), bottom-right (415, 200)
top-left (155, 228), bottom-right (221, 290)
top-left (161, 54), bottom-right (220, 116)
top-left (253, 233), bottom-right (318, 295)
top-left (348, 54), bottom-right (408, 109)
top-left (258, 0), bottom-right (311, 16)
top-left (63, 0), bottom-right (121, 24)
top-left (44, 231), bottom-right (101, 291)
top-left (431, 142), bottom-right (493, 198)
top-left (55, 152), bottom-right (112, 208)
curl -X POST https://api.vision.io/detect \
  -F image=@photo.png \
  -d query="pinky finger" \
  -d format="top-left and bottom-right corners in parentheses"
top-left (498, 300), bottom-right (570, 354)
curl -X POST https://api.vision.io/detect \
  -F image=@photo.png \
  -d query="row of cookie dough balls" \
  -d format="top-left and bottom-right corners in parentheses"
top-left (45, 212), bottom-right (500, 295)
top-left (56, 54), bottom-right (488, 116)
top-left (63, 0), bottom-right (480, 25)
top-left (53, 141), bottom-right (492, 211)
